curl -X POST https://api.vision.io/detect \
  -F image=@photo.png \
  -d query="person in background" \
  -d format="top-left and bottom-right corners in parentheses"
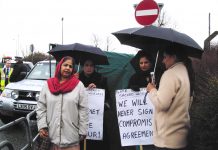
top-left (126, 50), bottom-right (155, 150)
top-left (37, 56), bottom-right (88, 150)
top-left (128, 50), bottom-right (154, 91)
top-left (147, 48), bottom-right (194, 150)
top-left (10, 57), bottom-right (27, 82)
top-left (76, 59), bottom-right (111, 150)
top-left (0, 60), bottom-right (13, 92)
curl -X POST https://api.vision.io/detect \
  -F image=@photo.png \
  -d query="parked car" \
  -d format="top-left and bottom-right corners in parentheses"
top-left (0, 60), bottom-right (56, 124)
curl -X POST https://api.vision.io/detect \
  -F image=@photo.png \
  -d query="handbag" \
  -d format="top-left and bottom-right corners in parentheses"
top-left (34, 135), bottom-right (51, 150)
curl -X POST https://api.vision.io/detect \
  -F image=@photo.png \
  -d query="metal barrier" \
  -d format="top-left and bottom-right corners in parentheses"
top-left (0, 140), bottom-right (14, 150)
top-left (0, 110), bottom-right (38, 150)
top-left (26, 109), bottom-right (37, 149)
top-left (0, 117), bottom-right (31, 149)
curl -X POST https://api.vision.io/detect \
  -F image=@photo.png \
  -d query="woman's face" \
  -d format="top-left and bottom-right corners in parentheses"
top-left (61, 59), bottom-right (73, 79)
top-left (139, 57), bottom-right (151, 71)
top-left (83, 60), bottom-right (95, 76)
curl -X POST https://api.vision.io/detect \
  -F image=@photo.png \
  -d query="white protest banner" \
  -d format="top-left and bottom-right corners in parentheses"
top-left (116, 88), bottom-right (154, 146)
top-left (86, 88), bottom-right (105, 140)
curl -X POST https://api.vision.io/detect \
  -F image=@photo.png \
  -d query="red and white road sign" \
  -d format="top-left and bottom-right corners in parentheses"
top-left (135, 0), bottom-right (160, 26)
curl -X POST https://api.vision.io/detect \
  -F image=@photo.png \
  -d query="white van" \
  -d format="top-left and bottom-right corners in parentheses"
top-left (0, 60), bottom-right (56, 124)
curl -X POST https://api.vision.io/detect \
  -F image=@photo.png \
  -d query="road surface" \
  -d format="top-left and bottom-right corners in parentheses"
top-left (0, 119), bottom-right (38, 150)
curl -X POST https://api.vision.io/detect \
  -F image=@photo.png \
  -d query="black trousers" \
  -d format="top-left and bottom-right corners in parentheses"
top-left (155, 146), bottom-right (187, 150)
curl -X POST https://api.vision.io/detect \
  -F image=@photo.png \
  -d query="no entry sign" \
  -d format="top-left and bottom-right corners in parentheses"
top-left (135, 0), bottom-right (160, 26)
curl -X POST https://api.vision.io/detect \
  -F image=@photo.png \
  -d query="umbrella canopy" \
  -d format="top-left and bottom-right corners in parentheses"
top-left (48, 43), bottom-right (109, 65)
top-left (112, 25), bottom-right (204, 59)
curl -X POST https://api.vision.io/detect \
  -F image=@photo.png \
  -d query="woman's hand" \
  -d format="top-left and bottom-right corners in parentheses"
top-left (39, 128), bottom-right (49, 138)
top-left (79, 134), bottom-right (86, 141)
top-left (74, 73), bottom-right (79, 79)
top-left (146, 83), bottom-right (156, 93)
top-left (88, 83), bottom-right (96, 89)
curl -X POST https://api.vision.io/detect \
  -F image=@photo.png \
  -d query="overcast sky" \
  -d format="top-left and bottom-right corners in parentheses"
top-left (0, 0), bottom-right (218, 57)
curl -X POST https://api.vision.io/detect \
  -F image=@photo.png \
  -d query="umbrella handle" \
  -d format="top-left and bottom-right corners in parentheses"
top-left (152, 50), bottom-right (159, 83)
top-left (77, 62), bottom-right (80, 73)
top-left (150, 72), bottom-right (155, 84)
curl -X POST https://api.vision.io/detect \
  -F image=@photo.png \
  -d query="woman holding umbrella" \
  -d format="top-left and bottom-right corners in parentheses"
top-left (77, 59), bottom-right (111, 110)
top-left (37, 56), bottom-right (88, 150)
top-left (146, 48), bottom-right (194, 150)
top-left (77, 59), bottom-right (111, 150)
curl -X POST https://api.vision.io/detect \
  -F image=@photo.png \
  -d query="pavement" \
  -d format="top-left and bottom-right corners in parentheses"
top-left (0, 119), bottom-right (38, 149)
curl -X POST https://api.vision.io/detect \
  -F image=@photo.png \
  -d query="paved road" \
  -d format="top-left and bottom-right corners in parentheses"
top-left (0, 119), bottom-right (38, 150)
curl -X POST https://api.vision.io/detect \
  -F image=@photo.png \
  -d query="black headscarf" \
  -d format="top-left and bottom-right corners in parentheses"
top-left (128, 50), bottom-right (154, 91)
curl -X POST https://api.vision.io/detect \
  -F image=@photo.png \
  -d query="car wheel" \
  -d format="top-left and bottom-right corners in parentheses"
top-left (0, 116), bottom-right (15, 124)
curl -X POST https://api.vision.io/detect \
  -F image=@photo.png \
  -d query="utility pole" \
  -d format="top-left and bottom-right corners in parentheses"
top-left (16, 34), bottom-right (20, 56)
top-left (209, 13), bottom-right (211, 36)
top-left (157, 3), bottom-right (164, 26)
top-left (30, 44), bottom-right (34, 63)
top-left (62, 17), bottom-right (64, 44)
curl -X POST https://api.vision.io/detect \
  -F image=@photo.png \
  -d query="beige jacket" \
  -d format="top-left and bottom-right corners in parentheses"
top-left (37, 81), bottom-right (88, 148)
top-left (149, 62), bottom-right (190, 149)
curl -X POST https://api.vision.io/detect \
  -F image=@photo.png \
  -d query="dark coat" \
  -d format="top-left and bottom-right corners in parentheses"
top-left (79, 71), bottom-right (105, 87)
top-left (10, 62), bottom-right (27, 82)
top-left (79, 71), bottom-right (111, 150)
top-left (128, 70), bottom-right (152, 91)
top-left (79, 71), bottom-right (111, 106)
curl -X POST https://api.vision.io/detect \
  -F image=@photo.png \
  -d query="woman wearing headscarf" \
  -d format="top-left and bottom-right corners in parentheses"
top-left (126, 50), bottom-right (155, 150)
top-left (128, 50), bottom-right (154, 91)
top-left (147, 48), bottom-right (194, 150)
top-left (78, 59), bottom-right (111, 150)
top-left (37, 56), bottom-right (88, 150)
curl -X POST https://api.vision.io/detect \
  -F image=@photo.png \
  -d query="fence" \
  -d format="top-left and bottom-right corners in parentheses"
top-left (0, 110), bottom-right (38, 150)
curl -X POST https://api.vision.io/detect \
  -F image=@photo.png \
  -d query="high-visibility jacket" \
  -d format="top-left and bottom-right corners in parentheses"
top-left (0, 68), bottom-right (13, 91)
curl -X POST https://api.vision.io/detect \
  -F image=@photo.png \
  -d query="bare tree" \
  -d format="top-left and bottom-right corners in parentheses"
top-left (106, 36), bottom-right (113, 51)
top-left (20, 45), bottom-right (32, 57)
top-left (20, 48), bottom-right (29, 57)
top-left (92, 34), bottom-right (101, 47)
top-left (158, 11), bottom-right (168, 27)
top-left (151, 10), bottom-right (177, 29)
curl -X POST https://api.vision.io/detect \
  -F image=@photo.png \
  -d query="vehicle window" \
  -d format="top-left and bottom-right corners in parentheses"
top-left (24, 64), bottom-right (31, 72)
top-left (27, 63), bottom-right (56, 80)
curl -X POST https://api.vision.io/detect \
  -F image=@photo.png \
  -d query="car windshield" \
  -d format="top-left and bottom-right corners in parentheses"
top-left (27, 62), bottom-right (56, 80)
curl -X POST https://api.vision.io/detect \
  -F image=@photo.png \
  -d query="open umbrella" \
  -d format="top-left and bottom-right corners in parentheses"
top-left (112, 25), bottom-right (204, 59)
top-left (48, 43), bottom-right (109, 65)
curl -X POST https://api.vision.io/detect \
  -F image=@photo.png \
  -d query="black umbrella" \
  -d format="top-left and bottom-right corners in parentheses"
top-left (112, 25), bottom-right (204, 59)
top-left (48, 43), bottom-right (109, 65)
